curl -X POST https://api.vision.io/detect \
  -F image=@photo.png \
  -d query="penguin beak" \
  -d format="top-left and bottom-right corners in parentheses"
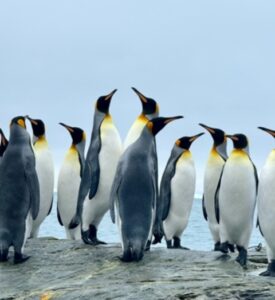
top-left (226, 134), bottom-right (239, 141)
top-left (258, 127), bottom-right (275, 137)
top-left (131, 87), bottom-right (148, 103)
top-left (164, 115), bottom-right (184, 124)
top-left (198, 123), bottom-right (216, 135)
top-left (104, 89), bottom-right (117, 101)
top-left (189, 132), bottom-right (205, 143)
top-left (59, 122), bottom-right (74, 133)
top-left (26, 115), bottom-right (38, 126)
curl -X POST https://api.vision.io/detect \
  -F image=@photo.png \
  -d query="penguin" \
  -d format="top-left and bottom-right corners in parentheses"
top-left (199, 123), bottom-right (228, 251)
top-left (216, 134), bottom-right (258, 266)
top-left (0, 116), bottom-right (39, 263)
top-left (0, 129), bottom-right (9, 163)
top-left (123, 87), bottom-right (159, 149)
top-left (161, 133), bottom-right (204, 249)
top-left (69, 89), bottom-right (122, 245)
top-left (26, 116), bottom-right (55, 238)
top-left (57, 123), bottom-right (86, 240)
top-left (110, 116), bottom-right (183, 262)
top-left (257, 127), bottom-right (275, 276)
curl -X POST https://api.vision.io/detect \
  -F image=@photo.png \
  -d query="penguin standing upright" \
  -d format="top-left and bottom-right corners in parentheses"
top-left (199, 123), bottom-right (228, 250)
top-left (216, 134), bottom-right (258, 266)
top-left (57, 123), bottom-right (86, 240)
top-left (0, 116), bottom-right (39, 263)
top-left (0, 129), bottom-right (9, 163)
top-left (257, 127), bottom-right (275, 276)
top-left (161, 133), bottom-right (204, 249)
top-left (110, 116), bottom-right (182, 262)
top-left (69, 90), bottom-right (122, 245)
top-left (26, 117), bottom-right (54, 238)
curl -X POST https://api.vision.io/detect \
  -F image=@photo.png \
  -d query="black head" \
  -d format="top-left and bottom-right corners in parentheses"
top-left (26, 116), bottom-right (45, 137)
top-left (147, 116), bottom-right (183, 136)
top-left (96, 89), bottom-right (117, 114)
top-left (132, 87), bottom-right (159, 116)
top-left (10, 116), bottom-right (26, 129)
top-left (176, 132), bottom-right (204, 150)
top-left (59, 123), bottom-right (85, 145)
top-left (226, 133), bottom-right (248, 149)
top-left (199, 123), bottom-right (226, 146)
top-left (0, 129), bottom-right (9, 156)
top-left (258, 127), bottom-right (275, 139)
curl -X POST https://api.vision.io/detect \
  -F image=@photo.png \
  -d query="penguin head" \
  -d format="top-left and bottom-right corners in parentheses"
top-left (26, 116), bottom-right (45, 138)
top-left (10, 116), bottom-right (26, 129)
top-left (176, 132), bottom-right (204, 150)
top-left (226, 134), bottom-right (248, 149)
top-left (258, 127), bottom-right (275, 139)
top-left (96, 89), bottom-right (117, 114)
top-left (59, 123), bottom-right (86, 145)
top-left (199, 123), bottom-right (226, 147)
top-left (132, 87), bottom-right (159, 117)
top-left (147, 116), bottom-right (183, 136)
top-left (0, 129), bottom-right (9, 156)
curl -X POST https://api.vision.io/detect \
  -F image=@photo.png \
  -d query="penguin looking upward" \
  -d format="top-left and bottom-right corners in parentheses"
top-left (0, 129), bottom-right (9, 162)
top-left (69, 90), bottom-right (122, 245)
top-left (199, 123), bottom-right (228, 251)
top-left (216, 133), bottom-right (257, 267)
top-left (57, 123), bottom-right (86, 240)
top-left (161, 133), bottom-right (204, 249)
top-left (0, 116), bottom-right (39, 263)
top-left (110, 116), bottom-right (183, 262)
top-left (123, 87), bottom-right (159, 150)
top-left (26, 116), bottom-right (54, 238)
top-left (257, 127), bottom-right (275, 276)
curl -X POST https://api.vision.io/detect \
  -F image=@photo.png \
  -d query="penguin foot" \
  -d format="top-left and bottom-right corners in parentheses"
top-left (219, 242), bottom-right (229, 254)
top-left (214, 242), bottom-right (221, 251)
top-left (145, 240), bottom-right (151, 251)
top-left (14, 253), bottom-right (30, 264)
top-left (87, 225), bottom-right (106, 245)
top-left (152, 234), bottom-right (163, 244)
top-left (236, 246), bottom-right (247, 267)
top-left (228, 243), bottom-right (235, 253)
top-left (174, 245), bottom-right (190, 250)
top-left (166, 240), bottom-right (173, 249)
top-left (260, 260), bottom-right (275, 277)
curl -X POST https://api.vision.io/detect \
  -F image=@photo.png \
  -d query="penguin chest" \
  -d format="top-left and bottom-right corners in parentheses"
top-left (219, 152), bottom-right (256, 227)
top-left (57, 150), bottom-right (81, 225)
top-left (168, 156), bottom-right (196, 221)
top-left (123, 117), bottom-right (147, 150)
top-left (258, 151), bottom-right (275, 243)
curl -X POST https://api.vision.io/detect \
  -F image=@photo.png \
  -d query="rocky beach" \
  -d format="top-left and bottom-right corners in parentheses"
top-left (0, 238), bottom-right (274, 299)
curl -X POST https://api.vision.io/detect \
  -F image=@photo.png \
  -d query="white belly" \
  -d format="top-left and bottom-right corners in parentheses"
top-left (82, 119), bottom-right (122, 230)
top-left (57, 151), bottom-right (81, 227)
top-left (258, 151), bottom-right (275, 258)
top-left (32, 146), bottom-right (54, 236)
top-left (123, 117), bottom-right (147, 150)
top-left (163, 155), bottom-right (195, 240)
top-left (219, 153), bottom-right (256, 247)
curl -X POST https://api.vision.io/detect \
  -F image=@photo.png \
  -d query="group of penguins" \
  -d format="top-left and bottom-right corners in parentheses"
top-left (0, 88), bottom-right (275, 277)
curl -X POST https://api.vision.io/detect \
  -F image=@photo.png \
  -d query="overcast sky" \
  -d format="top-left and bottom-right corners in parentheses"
top-left (1, 1), bottom-right (275, 193)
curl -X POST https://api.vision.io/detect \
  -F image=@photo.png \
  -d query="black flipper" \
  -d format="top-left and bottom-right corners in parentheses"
top-left (250, 158), bottom-right (259, 194)
top-left (202, 195), bottom-right (208, 221)
top-left (214, 166), bottom-right (224, 224)
top-left (256, 217), bottom-right (264, 237)
top-left (24, 156), bottom-right (40, 220)
top-left (57, 205), bottom-right (63, 226)
top-left (47, 195), bottom-right (54, 216)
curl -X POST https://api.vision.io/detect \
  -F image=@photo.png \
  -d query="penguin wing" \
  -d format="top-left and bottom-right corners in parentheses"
top-left (57, 205), bottom-right (63, 226)
top-left (24, 157), bottom-right (40, 220)
top-left (47, 195), bottom-right (54, 216)
top-left (161, 155), bottom-right (178, 221)
top-left (202, 195), bottom-right (208, 221)
top-left (109, 161), bottom-right (123, 224)
top-left (256, 217), bottom-right (264, 237)
top-left (249, 158), bottom-right (259, 194)
top-left (214, 166), bottom-right (225, 224)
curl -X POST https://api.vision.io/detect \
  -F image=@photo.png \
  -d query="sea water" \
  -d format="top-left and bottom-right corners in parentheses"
top-left (39, 195), bottom-right (264, 251)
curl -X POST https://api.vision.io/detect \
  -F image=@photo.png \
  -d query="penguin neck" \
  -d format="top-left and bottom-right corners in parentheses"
top-left (170, 145), bottom-right (186, 163)
top-left (33, 135), bottom-right (47, 147)
top-left (214, 142), bottom-right (228, 160)
top-left (138, 126), bottom-right (155, 148)
top-left (231, 147), bottom-right (250, 157)
top-left (75, 140), bottom-right (86, 177)
top-left (9, 126), bottom-right (30, 145)
top-left (138, 114), bottom-right (149, 124)
top-left (143, 111), bottom-right (159, 121)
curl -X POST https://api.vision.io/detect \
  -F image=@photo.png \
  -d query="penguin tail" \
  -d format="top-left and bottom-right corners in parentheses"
top-left (68, 215), bottom-right (81, 230)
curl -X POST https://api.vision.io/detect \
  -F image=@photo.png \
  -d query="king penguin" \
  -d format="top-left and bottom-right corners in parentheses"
top-left (110, 116), bottom-right (183, 262)
top-left (216, 134), bottom-right (258, 266)
top-left (257, 127), bottom-right (275, 276)
top-left (0, 129), bottom-right (9, 163)
top-left (69, 89), bottom-right (122, 245)
top-left (0, 116), bottom-right (39, 263)
top-left (199, 123), bottom-right (228, 251)
top-left (26, 116), bottom-right (55, 238)
top-left (161, 133), bottom-right (204, 249)
top-left (57, 123), bottom-right (86, 240)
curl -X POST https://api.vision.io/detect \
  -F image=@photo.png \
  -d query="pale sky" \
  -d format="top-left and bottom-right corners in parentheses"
top-left (1, 1), bottom-right (275, 193)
